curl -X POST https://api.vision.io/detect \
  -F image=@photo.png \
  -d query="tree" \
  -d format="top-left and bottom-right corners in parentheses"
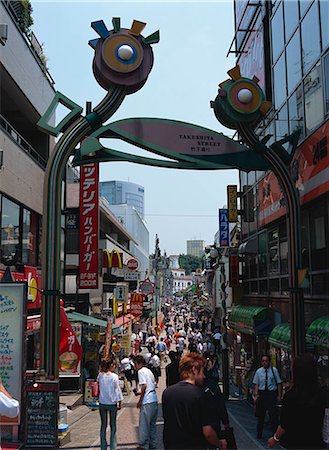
top-left (179, 254), bottom-right (203, 275)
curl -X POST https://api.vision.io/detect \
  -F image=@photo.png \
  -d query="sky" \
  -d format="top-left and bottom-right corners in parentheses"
top-left (32, 0), bottom-right (238, 255)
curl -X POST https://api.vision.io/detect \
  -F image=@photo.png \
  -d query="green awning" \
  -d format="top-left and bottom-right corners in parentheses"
top-left (306, 316), bottom-right (329, 349)
top-left (67, 312), bottom-right (121, 335)
top-left (228, 305), bottom-right (271, 336)
top-left (268, 323), bottom-right (291, 351)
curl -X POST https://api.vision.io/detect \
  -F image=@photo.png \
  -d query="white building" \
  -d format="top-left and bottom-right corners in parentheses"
top-left (171, 267), bottom-right (193, 294)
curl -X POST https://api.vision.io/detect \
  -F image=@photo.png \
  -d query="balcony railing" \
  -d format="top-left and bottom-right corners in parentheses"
top-left (0, 114), bottom-right (47, 169)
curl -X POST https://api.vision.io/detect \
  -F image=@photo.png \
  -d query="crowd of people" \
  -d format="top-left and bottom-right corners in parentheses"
top-left (91, 300), bottom-right (327, 450)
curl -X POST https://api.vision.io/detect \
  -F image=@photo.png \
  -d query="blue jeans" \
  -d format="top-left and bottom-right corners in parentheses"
top-left (139, 401), bottom-right (158, 449)
top-left (99, 403), bottom-right (118, 450)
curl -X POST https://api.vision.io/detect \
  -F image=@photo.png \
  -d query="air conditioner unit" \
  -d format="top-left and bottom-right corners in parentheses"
top-left (0, 24), bottom-right (8, 46)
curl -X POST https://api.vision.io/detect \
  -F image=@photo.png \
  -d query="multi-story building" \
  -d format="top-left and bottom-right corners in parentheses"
top-left (228, 0), bottom-right (329, 383)
top-left (100, 180), bottom-right (145, 218)
top-left (186, 239), bottom-right (206, 257)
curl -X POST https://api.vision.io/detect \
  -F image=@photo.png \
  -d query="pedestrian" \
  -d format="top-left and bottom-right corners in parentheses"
top-left (164, 335), bottom-right (172, 352)
top-left (156, 337), bottom-right (167, 365)
top-left (120, 354), bottom-right (136, 389)
top-left (253, 354), bottom-right (282, 439)
top-left (165, 351), bottom-right (180, 387)
top-left (97, 358), bottom-right (123, 450)
top-left (148, 351), bottom-right (161, 386)
top-left (268, 354), bottom-right (327, 449)
top-left (133, 355), bottom-right (158, 450)
top-left (162, 352), bottom-right (227, 450)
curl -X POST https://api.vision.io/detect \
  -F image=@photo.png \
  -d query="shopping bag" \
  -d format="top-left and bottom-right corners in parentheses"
top-left (222, 426), bottom-right (237, 450)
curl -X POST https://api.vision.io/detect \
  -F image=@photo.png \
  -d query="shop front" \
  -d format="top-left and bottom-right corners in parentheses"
top-left (268, 323), bottom-right (291, 386)
top-left (228, 305), bottom-right (272, 397)
top-left (306, 316), bottom-right (329, 389)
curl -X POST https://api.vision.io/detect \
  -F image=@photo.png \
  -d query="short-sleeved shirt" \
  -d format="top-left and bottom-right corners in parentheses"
top-left (253, 366), bottom-right (282, 391)
top-left (97, 372), bottom-right (123, 405)
top-left (138, 367), bottom-right (158, 404)
top-left (0, 392), bottom-right (19, 418)
top-left (162, 381), bottom-right (210, 450)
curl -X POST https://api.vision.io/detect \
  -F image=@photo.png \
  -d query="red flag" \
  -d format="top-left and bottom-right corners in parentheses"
top-left (59, 305), bottom-right (82, 372)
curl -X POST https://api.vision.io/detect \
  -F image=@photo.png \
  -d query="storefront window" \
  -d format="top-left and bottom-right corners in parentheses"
top-left (324, 52), bottom-right (329, 113)
top-left (280, 239), bottom-right (288, 274)
top-left (276, 103), bottom-right (288, 139)
top-left (271, 2), bottom-right (285, 62)
top-left (268, 228), bottom-right (279, 274)
top-left (301, 2), bottom-right (320, 74)
top-left (22, 209), bottom-right (38, 266)
top-left (258, 231), bottom-right (268, 277)
top-left (320, 1), bottom-right (329, 50)
top-left (304, 63), bottom-right (324, 134)
top-left (274, 53), bottom-right (287, 108)
top-left (1, 196), bottom-right (20, 262)
top-left (286, 31), bottom-right (302, 94)
top-left (288, 86), bottom-right (304, 137)
top-left (284, 0), bottom-right (299, 41)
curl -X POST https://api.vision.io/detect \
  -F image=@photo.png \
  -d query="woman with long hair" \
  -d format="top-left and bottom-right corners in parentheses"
top-left (268, 353), bottom-right (327, 449)
top-left (97, 357), bottom-right (123, 450)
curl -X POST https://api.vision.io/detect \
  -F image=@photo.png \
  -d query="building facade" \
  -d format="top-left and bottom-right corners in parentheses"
top-left (229, 0), bottom-right (329, 384)
top-left (186, 239), bottom-right (205, 257)
top-left (100, 180), bottom-right (145, 218)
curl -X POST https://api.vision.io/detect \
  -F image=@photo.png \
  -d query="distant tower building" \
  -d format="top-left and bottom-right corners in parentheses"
top-left (100, 181), bottom-right (145, 218)
top-left (186, 240), bottom-right (205, 257)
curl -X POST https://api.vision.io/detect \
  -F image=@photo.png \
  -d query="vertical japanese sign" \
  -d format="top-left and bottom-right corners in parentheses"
top-left (229, 256), bottom-right (240, 287)
top-left (219, 209), bottom-right (230, 247)
top-left (79, 163), bottom-right (99, 289)
top-left (103, 319), bottom-right (112, 360)
top-left (130, 292), bottom-right (144, 316)
top-left (0, 283), bottom-right (25, 425)
top-left (227, 185), bottom-right (238, 222)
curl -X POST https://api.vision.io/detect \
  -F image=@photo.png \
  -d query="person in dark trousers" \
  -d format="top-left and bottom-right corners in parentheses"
top-left (268, 354), bottom-right (327, 449)
top-left (165, 351), bottom-right (180, 387)
top-left (253, 354), bottom-right (282, 439)
top-left (203, 373), bottom-right (230, 435)
top-left (162, 352), bottom-right (227, 450)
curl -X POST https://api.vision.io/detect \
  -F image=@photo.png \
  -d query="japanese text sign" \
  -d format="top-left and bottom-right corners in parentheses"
top-left (227, 185), bottom-right (238, 222)
top-left (219, 209), bottom-right (230, 247)
top-left (79, 163), bottom-right (99, 289)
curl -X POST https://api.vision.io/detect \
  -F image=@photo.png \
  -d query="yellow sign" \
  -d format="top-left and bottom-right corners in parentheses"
top-left (102, 249), bottom-right (123, 269)
top-left (227, 185), bottom-right (238, 222)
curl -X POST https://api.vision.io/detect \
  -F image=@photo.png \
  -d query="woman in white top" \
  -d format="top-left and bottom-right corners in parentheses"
top-left (97, 357), bottom-right (123, 450)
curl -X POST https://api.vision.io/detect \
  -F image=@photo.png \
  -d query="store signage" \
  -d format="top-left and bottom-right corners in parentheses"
top-left (59, 322), bottom-right (82, 378)
top-left (66, 213), bottom-right (79, 229)
top-left (229, 255), bottom-right (240, 287)
top-left (227, 185), bottom-right (238, 222)
top-left (130, 292), bottom-right (144, 316)
top-left (117, 334), bottom-right (130, 352)
top-left (59, 306), bottom-right (82, 375)
top-left (139, 279), bottom-right (154, 295)
top-left (103, 249), bottom-right (123, 269)
top-left (219, 209), bottom-right (230, 247)
top-left (0, 266), bottom-right (41, 309)
top-left (0, 283), bottom-right (25, 426)
top-left (126, 257), bottom-right (139, 271)
top-left (79, 163), bottom-right (99, 289)
top-left (115, 284), bottom-right (128, 303)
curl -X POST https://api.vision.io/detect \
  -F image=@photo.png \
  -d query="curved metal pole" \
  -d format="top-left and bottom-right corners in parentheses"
top-left (41, 87), bottom-right (127, 378)
top-left (237, 122), bottom-right (305, 357)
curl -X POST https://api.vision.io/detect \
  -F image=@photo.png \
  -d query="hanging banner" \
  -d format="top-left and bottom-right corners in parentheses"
top-left (0, 283), bottom-right (26, 426)
top-left (219, 209), bottom-right (230, 247)
top-left (79, 163), bottom-right (99, 289)
top-left (103, 319), bottom-right (113, 360)
top-left (59, 306), bottom-right (82, 374)
top-left (60, 322), bottom-right (82, 377)
top-left (227, 185), bottom-right (238, 222)
top-left (229, 256), bottom-right (240, 287)
top-left (130, 292), bottom-right (144, 317)
top-left (0, 267), bottom-right (41, 309)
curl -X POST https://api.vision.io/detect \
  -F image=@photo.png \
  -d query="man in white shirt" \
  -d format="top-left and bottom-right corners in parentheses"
top-left (134, 355), bottom-right (158, 450)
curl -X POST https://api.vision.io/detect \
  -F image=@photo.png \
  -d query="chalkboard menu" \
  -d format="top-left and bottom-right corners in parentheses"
top-left (26, 384), bottom-right (58, 448)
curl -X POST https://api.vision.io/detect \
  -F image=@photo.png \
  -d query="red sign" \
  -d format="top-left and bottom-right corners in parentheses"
top-left (79, 163), bottom-right (99, 289)
top-left (258, 121), bottom-right (329, 227)
top-left (229, 256), bottom-right (240, 287)
top-left (126, 258), bottom-right (139, 271)
top-left (59, 305), bottom-right (82, 373)
top-left (0, 266), bottom-right (41, 309)
top-left (130, 292), bottom-right (144, 316)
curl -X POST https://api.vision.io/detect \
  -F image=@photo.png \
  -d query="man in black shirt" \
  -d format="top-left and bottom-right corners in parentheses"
top-left (165, 351), bottom-right (180, 387)
top-left (162, 353), bottom-right (227, 450)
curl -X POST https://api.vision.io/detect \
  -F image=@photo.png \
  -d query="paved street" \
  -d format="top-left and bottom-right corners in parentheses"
top-left (60, 368), bottom-right (279, 450)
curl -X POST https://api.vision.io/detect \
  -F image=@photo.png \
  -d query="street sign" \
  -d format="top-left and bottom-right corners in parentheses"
top-left (115, 284), bottom-right (128, 303)
top-left (126, 257), bottom-right (140, 271)
top-left (124, 270), bottom-right (139, 281)
top-left (139, 279), bottom-right (154, 295)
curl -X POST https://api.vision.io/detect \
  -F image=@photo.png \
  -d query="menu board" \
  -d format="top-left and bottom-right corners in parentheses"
top-left (26, 383), bottom-right (58, 448)
top-left (0, 283), bottom-right (26, 426)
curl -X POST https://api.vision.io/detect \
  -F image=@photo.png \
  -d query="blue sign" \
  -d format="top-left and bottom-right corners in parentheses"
top-left (219, 209), bottom-right (229, 247)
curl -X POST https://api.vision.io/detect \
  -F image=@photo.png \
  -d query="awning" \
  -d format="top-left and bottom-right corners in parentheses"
top-left (306, 316), bottom-right (329, 349)
top-left (67, 311), bottom-right (121, 335)
top-left (228, 305), bottom-right (272, 336)
top-left (268, 323), bottom-right (291, 351)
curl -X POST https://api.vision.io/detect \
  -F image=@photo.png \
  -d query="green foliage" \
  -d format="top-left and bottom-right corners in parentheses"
top-left (178, 254), bottom-right (203, 275)
top-left (19, 0), bottom-right (33, 34)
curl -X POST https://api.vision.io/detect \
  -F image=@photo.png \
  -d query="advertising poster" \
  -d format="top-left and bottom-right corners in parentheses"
top-left (219, 209), bottom-right (230, 247)
top-left (258, 122), bottom-right (329, 227)
top-left (59, 322), bottom-right (82, 378)
top-left (0, 283), bottom-right (26, 425)
top-left (130, 293), bottom-right (144, 317)
top-left (79, 163), bottom-right (99, 289)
